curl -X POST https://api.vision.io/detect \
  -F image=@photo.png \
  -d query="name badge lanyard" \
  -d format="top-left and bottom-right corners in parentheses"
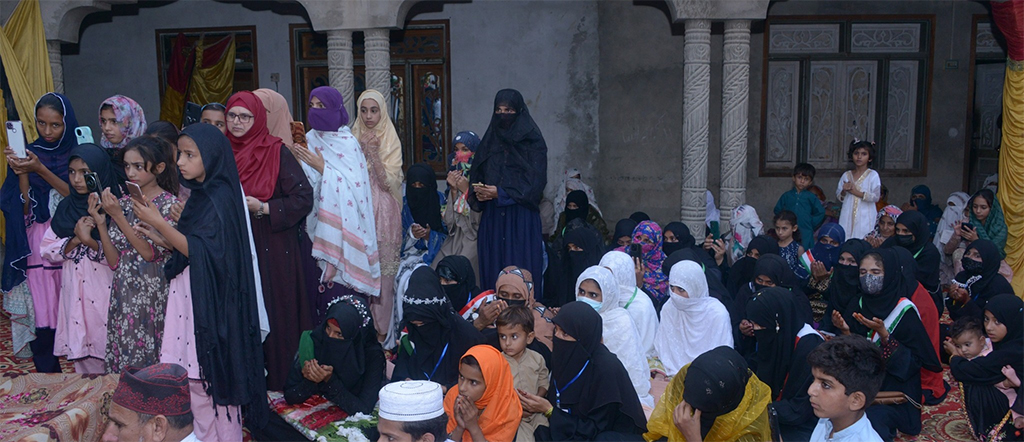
top-left (422, 343), bottom-right (449, 381)
top-left (552, 360), bottom-right (590, 408)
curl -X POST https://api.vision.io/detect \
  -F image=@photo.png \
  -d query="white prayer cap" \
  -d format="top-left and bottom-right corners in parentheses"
top-left (378, 381), bottom-right (445, 421)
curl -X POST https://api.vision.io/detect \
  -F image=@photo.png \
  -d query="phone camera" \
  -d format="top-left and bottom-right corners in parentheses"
top-left (5, 122), bottom-right (13, 131)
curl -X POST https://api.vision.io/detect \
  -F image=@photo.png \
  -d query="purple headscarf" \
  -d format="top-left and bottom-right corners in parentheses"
top-left (308, 86), bottom-right (349, 131)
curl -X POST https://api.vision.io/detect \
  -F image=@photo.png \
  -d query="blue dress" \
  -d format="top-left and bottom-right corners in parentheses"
top-left (477, 189), bottom-right (544, 292)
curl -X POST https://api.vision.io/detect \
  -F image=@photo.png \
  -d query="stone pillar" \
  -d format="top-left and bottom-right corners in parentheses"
top-left (363, 28), bottom-right (391, 111)
top-left (327, 30), bottom-right (355, 120)
top-left (681, 19), bottom-right (711, 236)
top-left (719, 20), bottom-right (751, 226)
top-left (47, 40), bottom-right (63, 93)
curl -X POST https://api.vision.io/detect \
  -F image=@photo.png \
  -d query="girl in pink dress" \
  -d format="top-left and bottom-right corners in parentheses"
top-left (2, 93), bottom-right (78, 373)
top-left (42, 144), bottom-right (121, 374)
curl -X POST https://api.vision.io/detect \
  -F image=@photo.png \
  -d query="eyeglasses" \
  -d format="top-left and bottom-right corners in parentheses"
top-left (226, 112), bottom-right (253, 123)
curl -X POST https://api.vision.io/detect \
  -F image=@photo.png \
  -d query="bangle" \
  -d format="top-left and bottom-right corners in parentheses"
top-left (544, 407), bottom-right (554, 418)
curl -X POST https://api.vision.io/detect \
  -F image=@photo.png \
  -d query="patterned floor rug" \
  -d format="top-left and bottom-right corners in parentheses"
top-left (2, 298), bottom-right (974, 441)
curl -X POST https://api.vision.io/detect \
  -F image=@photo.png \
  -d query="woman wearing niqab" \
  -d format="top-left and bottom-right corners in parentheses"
top-left (470, 89), bottom-right (547, 293)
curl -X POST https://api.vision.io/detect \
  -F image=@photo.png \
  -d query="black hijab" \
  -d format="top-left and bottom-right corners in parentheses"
top-left (401, 266), bottom-right (482, 386)
top-left (564, 190), bottom-right (589, 225)
top-left (853, 249), bottom-right (906, 334)
top-left (613, 218), bottom-right (638, 244)
top-left (728, 235), bottom-right (781, 294)
top-left (683, 346), bottom-right (752, 440)
top-left (746, 287), bottom-right (805, 397)
top-left (406, 163), bottom-right (443, 231)
top-left (828, 239), bottom-right (872, 318)
top-left (163, 123), bottom-right (267, 427)
top-left (955, 239), bottom-right (1014, 309)
top-left (883, 210), bottom-right (941, 293)
top-left (629, 211), bottom-right (651, 223)
top-left (312, 296), bottom-right (375, 391)
top-left (470, 89), bottom-right (547, 211)
top-left (747, 254), bottom-right (812, 325)
top-left (560, 224), bottom-right (605, 306)
top-left (550, 302), bottom-right (647, 430)
top-left (51, 144), bottom-right (124, 239)
top-left (984, 295), bottom-right (1024, 377)
top-left (436, 255), bottom-right (479, 310)
top-left (662, 222), bottom-right (695, 256)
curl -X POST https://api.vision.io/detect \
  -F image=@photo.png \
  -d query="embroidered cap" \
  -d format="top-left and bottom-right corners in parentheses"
top-left (378, 381), bottom-right (445, 422)
top-left (111, 363), bottom-right (191, 416)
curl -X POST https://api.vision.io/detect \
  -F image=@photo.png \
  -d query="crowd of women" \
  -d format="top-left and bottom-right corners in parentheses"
top-left (2, 85), bottom-right (1022, 442)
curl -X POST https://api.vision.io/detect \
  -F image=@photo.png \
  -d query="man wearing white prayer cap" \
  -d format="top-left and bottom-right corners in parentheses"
top-left (377, 381), bottom-right (453, 442)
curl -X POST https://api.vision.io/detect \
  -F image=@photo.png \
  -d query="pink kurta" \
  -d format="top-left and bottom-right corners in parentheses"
top-left (40, 227), bottom-right (113, 361)
top-left (159, 267), bottom-right (200, 379)
top-left (26, 221), bottom-right (61, 329)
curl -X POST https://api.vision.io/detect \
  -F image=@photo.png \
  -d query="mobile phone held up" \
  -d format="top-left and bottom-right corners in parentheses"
top-left (629, 243), bottom-right (643, 262)
top-left (5, 121), bottom-right (28, 159)
top-left (290, 121), bottom-right (307, 149)
top-left (126, 181), bottom-right (145, 202)
top-left (183, 102), bottom-right (203, 127)
top-left (75, 126), bottom-right (94, 145)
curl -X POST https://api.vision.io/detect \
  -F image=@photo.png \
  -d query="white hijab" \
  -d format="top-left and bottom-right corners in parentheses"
top-left (934, 191), bottom-right (970, 252)
top-left (706, 190), bottom-right (721, 228)
top-left (656, 260), bottom-right (734, 376)
top-left (599, 251), bottom-right (659, 357)
top-left (575, 266), bottom-right (654, 408)
top-left (729, 205), bottom-right (763, 264)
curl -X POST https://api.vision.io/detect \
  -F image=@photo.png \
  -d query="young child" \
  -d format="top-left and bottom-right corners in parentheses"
top-left (90, 136), bottom-right (179, 373)
top-left (946, 316), bottom-right (990, 361)
top-left (444, 345), bottom-right (522, 442)
top-left (775, 162), bottom-right (824, 249)
top-left (773, 210), bottom-right (806, 280)
top-left (806, 334), bottom-right (886, 442)
top-left (497, 305), bottom-right (549, 442)
top-left (836, 141), bottom-right (881, 240)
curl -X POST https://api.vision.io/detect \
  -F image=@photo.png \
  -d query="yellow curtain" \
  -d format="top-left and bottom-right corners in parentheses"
top-left (1000, 60), bottom-right (1024, 297)
top-left (159, 33), bottom-right (192, 127)
top-left (188, 35), bottom-right (236, 106)
top-left (0, 0), bottom-right (54, 143)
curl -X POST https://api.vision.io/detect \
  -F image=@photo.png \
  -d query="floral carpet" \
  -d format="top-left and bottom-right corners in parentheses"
top-left (2, 302), bottom-right (980, 441)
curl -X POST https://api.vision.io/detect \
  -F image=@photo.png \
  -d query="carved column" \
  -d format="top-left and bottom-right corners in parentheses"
top-left (363, 28), bottom-right (391, 111)
top-left (47, 40), bottom-right (63, 94)
top-left (681, 19), bottom-right (711, 236)
top-left (719, 20), bottom-right (751, 226)
top-left (327, 30), bottom-right (355, 120)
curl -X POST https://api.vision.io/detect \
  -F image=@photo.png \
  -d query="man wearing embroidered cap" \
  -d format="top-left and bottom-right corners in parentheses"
top-left (102, 363), bottom-right (196, 442)
top-left (378, 380), bottom-right (454, 442)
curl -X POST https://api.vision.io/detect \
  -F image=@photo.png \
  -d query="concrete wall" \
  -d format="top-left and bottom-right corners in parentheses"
top-left (410, 0), bottom-right (600, 204)
top-left (62, 1), bottom-right (307, 132)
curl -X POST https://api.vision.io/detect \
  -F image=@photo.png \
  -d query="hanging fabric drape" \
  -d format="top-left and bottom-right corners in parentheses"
top-left (188, 34), bottom-right (236, 108)
top-left (0, 94), bottom-right (7, 240)
top-left (158, 33), bottom-right (194, 126)
top-left (991, 0), bottom-right (1024, 297)
top-left (0, 0), bottom-right (54, 142)
top-left (0, 0), bottom-right (55, 243)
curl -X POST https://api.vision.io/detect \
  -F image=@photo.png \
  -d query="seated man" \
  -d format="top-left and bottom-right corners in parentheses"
top-left (378, 381), bottom-right (451, 442)
top-left (102, 363), bottom-right (196, 442)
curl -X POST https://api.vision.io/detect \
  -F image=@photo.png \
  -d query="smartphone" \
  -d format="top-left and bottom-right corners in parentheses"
top-left (709, 221), bottom-right (720, 240)
top-left (126, 181), bottom-right (144, 201)
top-left (629, 243), bottom-right (643, 261)
top-left (75, 126), bottom-right (94, 145)
top-left (290, 121), bottom-right (307, 149)
top-left (183, 102), bottom-right (202, 127)
top-left (961, 222), bottom-right (975, 231)
top-left (5, 121), bottom-right (28, 158)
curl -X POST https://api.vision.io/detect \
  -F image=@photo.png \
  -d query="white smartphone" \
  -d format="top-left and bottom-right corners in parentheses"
top-left (126, 181), bottom-right (144, 201)
top-left (5, 121), bottom-right (28, 159)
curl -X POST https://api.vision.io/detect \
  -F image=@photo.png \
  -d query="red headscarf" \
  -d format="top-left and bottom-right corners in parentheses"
top-left (444, 345), bottom-right (522, 442)
top-left (226, 91), bottom-right (283, 201)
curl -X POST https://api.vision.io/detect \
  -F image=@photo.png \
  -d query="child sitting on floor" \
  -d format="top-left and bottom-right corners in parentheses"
top-left (806, 335), bottom-right (886, 442)
top-left (497, 305), bottom-right (549, 442)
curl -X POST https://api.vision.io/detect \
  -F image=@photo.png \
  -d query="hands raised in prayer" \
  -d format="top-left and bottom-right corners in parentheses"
top-left (852, 312), bottom-right (888, 344)
top-left (301, 359), bottom-right (334, 383)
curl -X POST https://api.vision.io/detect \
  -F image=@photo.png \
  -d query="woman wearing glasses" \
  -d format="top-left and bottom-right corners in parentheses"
top-left (225, 91), bottom-right (314, 391)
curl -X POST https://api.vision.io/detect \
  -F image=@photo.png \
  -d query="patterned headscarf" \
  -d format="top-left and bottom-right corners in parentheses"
top-left (99, 95), bottom-right (147, 150)
top-left (873, 205), bottom-right (903, 235)
top-left (632, 220), bottom-right (668, 302)
top-left (729, 205), bottom-right (764, 264)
